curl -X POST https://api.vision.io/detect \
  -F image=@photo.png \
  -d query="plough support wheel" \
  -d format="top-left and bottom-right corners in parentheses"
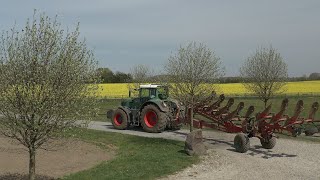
top-left (234, 133), bottom-right (250, 153)
top-left (260, 137), bottom-right (276, 149)
top-left (304, 126), bottom-right (318, 136)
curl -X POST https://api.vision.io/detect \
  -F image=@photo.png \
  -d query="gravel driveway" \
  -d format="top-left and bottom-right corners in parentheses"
top-left (88, 121), bottom-right (320, 180)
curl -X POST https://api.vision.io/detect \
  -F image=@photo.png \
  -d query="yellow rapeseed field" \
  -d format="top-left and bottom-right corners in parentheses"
top-left (219, 81), bottom-right (320, 95)
top-left (97, 81), bottom-right (320, 98)
top-left (285, 81), bottom-right (320, 94)
top-left (98, 83), bottom-right (130, 98)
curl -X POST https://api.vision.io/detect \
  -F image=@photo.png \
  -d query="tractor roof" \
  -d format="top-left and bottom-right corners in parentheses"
top-left (139, 84), bottom-right (163, 88)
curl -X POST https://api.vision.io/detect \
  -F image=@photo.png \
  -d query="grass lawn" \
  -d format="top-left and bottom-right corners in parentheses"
top-left (63, 129), bottom-right (198, 180)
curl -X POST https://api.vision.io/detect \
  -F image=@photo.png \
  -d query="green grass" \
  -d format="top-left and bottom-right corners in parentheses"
top-left (63, 129), bottom-right (198, 180)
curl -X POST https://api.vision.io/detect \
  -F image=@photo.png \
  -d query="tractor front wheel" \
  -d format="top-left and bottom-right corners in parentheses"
top-left (112, 109), bottom-right (129, 130)
top-left (234, 133), bottom-right (250, 153)
top-left (140, 105), bottom-right (166, 133)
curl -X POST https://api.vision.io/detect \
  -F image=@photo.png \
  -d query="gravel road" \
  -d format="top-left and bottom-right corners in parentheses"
top-left (88, 121), bottom-right (320, 180)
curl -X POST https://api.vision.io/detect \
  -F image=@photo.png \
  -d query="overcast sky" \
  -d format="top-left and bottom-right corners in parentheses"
top-left (1, 0), bottom-right (319, 77)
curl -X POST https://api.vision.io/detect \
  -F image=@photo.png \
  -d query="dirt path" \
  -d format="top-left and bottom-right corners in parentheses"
top-left (0, 135), bottom-right (114, 178)
top-left (89, 121), bottom-right (320, 180)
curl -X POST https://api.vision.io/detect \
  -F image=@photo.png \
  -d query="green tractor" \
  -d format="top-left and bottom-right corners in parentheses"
top-left (107, 84), bottom-right (184, 133)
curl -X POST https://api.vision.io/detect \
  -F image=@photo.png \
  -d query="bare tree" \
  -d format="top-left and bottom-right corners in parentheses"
top-left (128, 64), bottom-right (152, 95)
top-left (309, 72), bottom-right (320, 80)
top-left (131, 64), bottom-right (151, 83)
top-left (240, 46), bottom-right (288, 108)
top-left (164, 42), bottom-right (224, 132)
top-left (0, 12), bottom-right (98, 180)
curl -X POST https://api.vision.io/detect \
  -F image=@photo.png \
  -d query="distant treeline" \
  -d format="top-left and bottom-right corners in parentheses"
top-left (97, 68), bottom-right (320, 83)
top-left (97, 68), bottom-right (133, 83)
top-left (219, 73), bottom-right (320, 84)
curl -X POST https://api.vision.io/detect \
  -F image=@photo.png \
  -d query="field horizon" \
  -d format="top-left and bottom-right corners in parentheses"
top-left (96, 80), bottom-right (320, 98)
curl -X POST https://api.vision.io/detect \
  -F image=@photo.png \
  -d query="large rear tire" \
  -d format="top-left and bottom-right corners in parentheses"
top-left (234, 133), bottom-right (250, 153)
top-left (140, 104), bottom-right (167, 133)
top-left (111, 109), bottom-right (129, 130)
top-left (260, 136), bottom-right (276, 149)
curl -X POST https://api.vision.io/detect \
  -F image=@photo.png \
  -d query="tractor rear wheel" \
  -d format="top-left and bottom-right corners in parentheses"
top-left (304, 126), bottom-right (318, 136)
top-left (140, 104), bottom-right (166, 133)
top-left (260, 136), bottom-right (276, 149)
top-left (112, 109), bottom-right (129, 130)
top-left (234, 133), bottom-right (250, 153)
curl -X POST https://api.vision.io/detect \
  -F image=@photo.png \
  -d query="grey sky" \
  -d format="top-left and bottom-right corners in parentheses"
top-left (1, 0), bottom-right (319, 77)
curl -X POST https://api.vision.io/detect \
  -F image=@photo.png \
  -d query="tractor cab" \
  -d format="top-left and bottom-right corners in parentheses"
top-left (135, 84), bottom-right (168, 100)
top-left (124, 84), bottom-right (169, 109)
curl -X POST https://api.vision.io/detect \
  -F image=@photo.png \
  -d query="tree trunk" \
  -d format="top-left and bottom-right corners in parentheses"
top-left (190, 95), bottom-right (195, 132)
top-left (189, 107), bottom-right (193, 132)
top-left (264, 99), bottom-right (268, 109)
top-left (29, 148), bottom-right (36, 180)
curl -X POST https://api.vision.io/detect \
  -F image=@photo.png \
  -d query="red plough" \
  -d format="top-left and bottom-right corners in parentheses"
top-left (257, 99), bottom-right (320, 137)
top-left (192, 95), bottom-right (246, 133)
top-left (183, 94), bottom-right (320, 153)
